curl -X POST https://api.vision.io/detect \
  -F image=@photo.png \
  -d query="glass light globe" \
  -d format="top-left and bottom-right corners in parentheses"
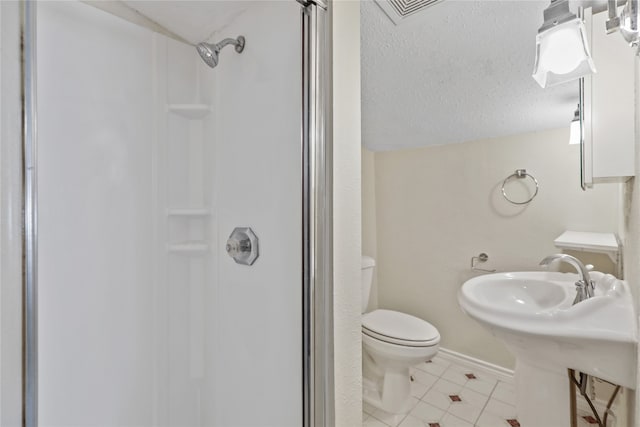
top-left (532, 18), bottom-right (596, 88)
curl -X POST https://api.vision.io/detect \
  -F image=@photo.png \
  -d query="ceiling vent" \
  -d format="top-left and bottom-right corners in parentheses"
top-left (375, 0), bottom-right (445, 25)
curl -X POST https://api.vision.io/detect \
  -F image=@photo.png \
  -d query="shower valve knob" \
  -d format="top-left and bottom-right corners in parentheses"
top-left (226, 227), bottom-right (259, 266)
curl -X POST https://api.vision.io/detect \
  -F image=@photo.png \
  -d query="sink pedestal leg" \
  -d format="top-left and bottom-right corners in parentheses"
top-left (515, 358), bottom-right (570, 427)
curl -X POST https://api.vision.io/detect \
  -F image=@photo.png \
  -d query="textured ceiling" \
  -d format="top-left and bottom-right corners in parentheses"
top-left (361, 0), bottom-right (579, 151)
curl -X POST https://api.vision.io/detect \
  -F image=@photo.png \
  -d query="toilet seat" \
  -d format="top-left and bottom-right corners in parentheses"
top-left (362, 309), bottom-right (440, 347)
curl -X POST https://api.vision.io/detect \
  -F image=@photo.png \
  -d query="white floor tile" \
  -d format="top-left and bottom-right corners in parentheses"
top-left (411, 379), bottom-right (430, 399)
top-left (418, 363), bottom-right (448, 377)
top-left (364, 417), bottom-right (390, 427)
top-left (364, 359), bottom-right (516, 427)
top-left (431, 378), bottom-right (464, 395)
top-left (422, 378), bottom-right (465, 412)
top-left (397, 415), bottom-right (428, 427)
top-left (459, 387), bottom-right (489, 409)
top-left (491, 381), bottom-right (517, 406)
top-left (409, 401), bottom-right (445, 423)
top-left (483, 398), bottom-right (517, 419)
top-left (431, 355), bottom-right (452, 367)
top-left (441, 366), bottom-right (469, 387)
top-left (440, 412), bottom-right (474, 427)
top-left (413, 370), bottom-right (439, 388)
top-left (413, 362), bottom-right (431, 373)
top-left (398, 415), bottom-right (429, 427)
top-left (475, 411), bottom-right (511, 427)
top-left (371, 408), bottom-right (407, 427)
top-left (422, 389), bottom-right (453, 411)
top-left (463, 374), bottom-right (497, 396)
top-left (417, 357), bottom-right (450, 377)
top-left (445, 401), bottom-right (482, 425)
top-left (406, 396), bottom-right (421, 412)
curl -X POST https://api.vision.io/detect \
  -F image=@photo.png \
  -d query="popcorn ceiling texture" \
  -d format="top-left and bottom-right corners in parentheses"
top-left (361, 0), bottom-right (579, 151)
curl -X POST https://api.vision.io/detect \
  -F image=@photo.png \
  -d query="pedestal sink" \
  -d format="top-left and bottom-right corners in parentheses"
top-left (458, 271), bottom-right (637, 427)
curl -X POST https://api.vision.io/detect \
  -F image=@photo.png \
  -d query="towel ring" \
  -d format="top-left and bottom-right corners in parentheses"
top-left (501, 169), bottom-right (539, 205)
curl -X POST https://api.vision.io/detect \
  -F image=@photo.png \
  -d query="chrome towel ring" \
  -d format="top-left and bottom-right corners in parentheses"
top-left (501, 169), bottom-right (539, 205)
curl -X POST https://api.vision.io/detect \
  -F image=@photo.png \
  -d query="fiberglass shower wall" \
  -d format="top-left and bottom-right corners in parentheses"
top-left (37, 2), bottom-right (302, 426)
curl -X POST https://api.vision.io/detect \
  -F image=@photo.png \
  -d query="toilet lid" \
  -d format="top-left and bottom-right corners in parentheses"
top-left (362, 309), bottom-right (440, 347)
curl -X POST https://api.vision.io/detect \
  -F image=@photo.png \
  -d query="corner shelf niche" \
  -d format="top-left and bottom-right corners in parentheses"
top-left (167, 104), bottom-right (212, 119)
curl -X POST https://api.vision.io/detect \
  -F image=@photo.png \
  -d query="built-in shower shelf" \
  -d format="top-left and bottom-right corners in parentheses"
top-left (167, 241), bottom-right (209, 254)
top-left (167, 104), bottom-right (212, 119)
top-left (166, 208), bottom-right (211, 217)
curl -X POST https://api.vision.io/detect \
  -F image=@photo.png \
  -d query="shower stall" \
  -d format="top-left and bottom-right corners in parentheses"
top-left (8, 0), bottom-right (332, 425)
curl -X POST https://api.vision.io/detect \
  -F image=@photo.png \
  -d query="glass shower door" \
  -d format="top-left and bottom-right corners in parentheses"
top-left (35, 1), bottom-right (311, 425)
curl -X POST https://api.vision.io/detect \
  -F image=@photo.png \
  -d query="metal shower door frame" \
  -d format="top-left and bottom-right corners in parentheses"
top-left (21, 0), bottom-right (334, 425)
top-left (300, 0), bottom-right (334, 426)
top-left (22, 1), bottom-right (38, 426)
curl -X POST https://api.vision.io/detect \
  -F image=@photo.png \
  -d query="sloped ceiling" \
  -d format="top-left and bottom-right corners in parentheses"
top-left (361, 0), bottom-right (580, 151)
top-left (121, 1), bottom-right (251, 44)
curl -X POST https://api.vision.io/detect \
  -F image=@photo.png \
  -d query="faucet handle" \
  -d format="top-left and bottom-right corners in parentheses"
top-left (573, 280), bottom-right (590, 304)
top-left (585, 264), bottom-right (594, 271)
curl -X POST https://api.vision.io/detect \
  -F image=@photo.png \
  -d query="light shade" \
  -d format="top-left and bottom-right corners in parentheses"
top-left (532, 2), bottom-right (596, 88)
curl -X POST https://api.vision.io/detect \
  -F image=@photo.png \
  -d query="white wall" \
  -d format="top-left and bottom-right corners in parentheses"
top-left (208, 3), bottom-right (303, 426)
top-left (362, 148), bottom-right (378, 311)
top-left (0, 2), bottom-right (24, 425)
top-left (333, 1), bottom-right (363, 425)
top-left (38, 2), bottom-right (306, 426)
top-left (37, 2), bottom-right (155, 424)
top-left (368, 127), bottom-right (620, 368)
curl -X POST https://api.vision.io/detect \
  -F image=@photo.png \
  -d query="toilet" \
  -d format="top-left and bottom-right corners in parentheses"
top-left (361, 255), bottom-right (440, 414)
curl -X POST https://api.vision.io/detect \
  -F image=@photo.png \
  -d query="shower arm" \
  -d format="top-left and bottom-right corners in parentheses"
top-left (216, 37), bottom-right (245, 53)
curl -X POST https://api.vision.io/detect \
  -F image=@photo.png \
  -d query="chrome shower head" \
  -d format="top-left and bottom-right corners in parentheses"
top-left (196, 36), bottom-right (245, 69)
top-left (196, 43), bottom-right (220, 68)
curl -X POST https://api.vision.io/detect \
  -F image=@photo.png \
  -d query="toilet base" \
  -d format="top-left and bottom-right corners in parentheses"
top-left (363, 373), bottom-right (414, 415)
top-left (362, 351), bottom-right (414, 414)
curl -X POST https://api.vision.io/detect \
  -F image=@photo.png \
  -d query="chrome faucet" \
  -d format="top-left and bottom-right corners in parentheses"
top-left (539, 254), bottom-right (594, 305)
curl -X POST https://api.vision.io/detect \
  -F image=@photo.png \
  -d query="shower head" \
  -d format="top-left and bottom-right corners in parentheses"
top-left (196, 36), bottom-right (245, 69)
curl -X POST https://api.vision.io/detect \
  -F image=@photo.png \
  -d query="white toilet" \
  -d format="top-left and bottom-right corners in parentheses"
top-left (361, 255), bottom-right (440, 414)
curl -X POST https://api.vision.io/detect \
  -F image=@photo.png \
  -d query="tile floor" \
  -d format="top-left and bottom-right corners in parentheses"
top-left (362, 355), bottom-right (605, 427)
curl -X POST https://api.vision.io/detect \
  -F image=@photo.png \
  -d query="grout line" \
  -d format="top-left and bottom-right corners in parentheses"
top-left (473, 379), bottom-right (500, 426)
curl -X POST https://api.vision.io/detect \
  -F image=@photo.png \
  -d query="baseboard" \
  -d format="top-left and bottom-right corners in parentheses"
top-left (437, 347), bottom-right (514, 383)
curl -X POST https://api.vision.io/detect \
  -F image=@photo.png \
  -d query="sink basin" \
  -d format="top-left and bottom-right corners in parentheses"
top-left (459, 271), bottom-right (637, 389)
top-left (470, 276), bottom-right (567, 313)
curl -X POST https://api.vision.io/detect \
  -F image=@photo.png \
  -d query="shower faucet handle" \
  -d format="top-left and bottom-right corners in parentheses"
top-left (226, 227), bottom-right (259, 266)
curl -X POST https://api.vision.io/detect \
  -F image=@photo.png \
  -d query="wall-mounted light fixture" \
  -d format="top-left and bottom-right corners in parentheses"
top-left (606, 0), bottom-right (640, 48)
top-left (532, 0), bottom-right (596, 88)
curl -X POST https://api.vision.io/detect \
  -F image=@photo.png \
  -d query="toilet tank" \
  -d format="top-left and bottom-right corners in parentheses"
top-left (361, 256), bottom-right (376, 313)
